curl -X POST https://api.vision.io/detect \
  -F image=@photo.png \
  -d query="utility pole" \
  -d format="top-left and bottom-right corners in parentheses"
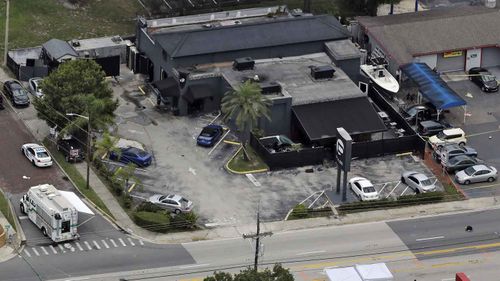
top-left (242, 207), bottom-right (272, 271)
top-left (3, 0), bottom-right (10, 66)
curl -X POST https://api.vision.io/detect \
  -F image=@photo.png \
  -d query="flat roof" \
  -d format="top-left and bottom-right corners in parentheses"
top-left (357, 6), bottom-right (500, 65)
top-left (325, 39), bottom-right (361, 60)
top-left (8, 47), bottom-right (42, 65)
top-left (71, 36), bottom-right (129, 51)
top-left (222, 53), bottom-right (365, 106)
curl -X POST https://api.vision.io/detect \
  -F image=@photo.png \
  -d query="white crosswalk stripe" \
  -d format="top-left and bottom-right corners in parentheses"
top-left (75, 242), bottom-right (84, 251)
top-left (93, 240), bottom-right (101, 250)
top-left (58, 244), bottom-right (66, 253)
top-left (118, 238), bottom-right (127, 247)
top-left (23, 249), bottom-right (32, 257)
top-left (101, 240), bottom-right (110, 249)
top-left (49, 245), bottom-right (57, 254)
top-left (110, 239), bottom-right (118, 248)
top-left (127, 237), bottom-right (135, 246)
top-left (84, 241), bottom-right (92, 250)
top-left (40, 247), bottom-right (49, 256)
top-left (139, 239), bottom-right (144, 246)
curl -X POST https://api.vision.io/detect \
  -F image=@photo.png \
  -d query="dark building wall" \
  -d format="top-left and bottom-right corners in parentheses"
top-left (333, 58), bottom-right (361, 84)
top-left (258, 96), bottom-right (292, 137)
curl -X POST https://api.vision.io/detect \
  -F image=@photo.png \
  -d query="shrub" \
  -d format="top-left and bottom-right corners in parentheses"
top-left (132, 211), bottom-right (170, 233)
top-left (122, 194), bottom-right (133, 209)
top-left (289, 204), bottom-right (308, 219)
top-left (136, 202), bottom-right (163, 213)
top-left (170, 212), bottom-right (198, 229)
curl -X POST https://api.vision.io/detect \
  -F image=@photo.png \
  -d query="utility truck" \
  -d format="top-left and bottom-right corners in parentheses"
top-left (20, 184), bottom-right (94, 243)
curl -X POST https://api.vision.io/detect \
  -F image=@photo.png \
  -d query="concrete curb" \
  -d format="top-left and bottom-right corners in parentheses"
top-left (224, 145), bottom-right (269, 175)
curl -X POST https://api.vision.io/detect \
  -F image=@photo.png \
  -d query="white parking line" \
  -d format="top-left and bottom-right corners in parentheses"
top-left (110, 239), bottom-right (118, 248)
top-left (246, 173), bottom-right (261, 187)
top-left (179, 263), bottom-right (210, 269)
top-left (75, 242), bottom-right (84, 251)
top-left (118, 238), bottom-right (127, 247)
top-left (58, 244), bottom-right (66, 253)
top-left (386, 182), bottom-right (401, 198)
top-left (127, 237), bottom-right (135, 246)
top-left (139, 239), bottom-right (144, 246)
top-left (32, 248), bottom-right (40, 256)
top-left (23, 249), bottom-right (31, 257)
top-left (84, 241), bottom-right (92, 250)
top-left (416, 236), bottom-right (445, 242)
top-left (18, 216), bottom-right (28, 220)
top-left (208, 129), bottom-right (231, 156)
top-left (49, 245), bottom-right (57, 254)
top-left (400, 186), bottom-right (411, 196)
top-left (295, 250), bottom-right (326, 256)
top-left (40, 247), bottom-right (49, 256)
top-left (101, 240), bottom-right (110, 249)
top-left (93, 241), bottom-right (101, 250)
top-left (378, 183), bottom-right (388, 194)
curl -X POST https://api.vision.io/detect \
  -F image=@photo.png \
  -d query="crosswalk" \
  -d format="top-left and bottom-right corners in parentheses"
top-left (23, 237), bottom-right (145, 258)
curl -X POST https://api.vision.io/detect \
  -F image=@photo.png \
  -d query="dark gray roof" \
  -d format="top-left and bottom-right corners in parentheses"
top-left (153, 15), bottom-right (350, 58)
top-left (357, 6), bottom-right (500, 65)
top-left (42, 39), bottom-right (78, 60)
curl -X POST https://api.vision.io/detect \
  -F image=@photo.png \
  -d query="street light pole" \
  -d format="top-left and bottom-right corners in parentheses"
top-left (3, 0), bottom-right (10, 66)
top-left (66, 112), bottom-right (91, 189)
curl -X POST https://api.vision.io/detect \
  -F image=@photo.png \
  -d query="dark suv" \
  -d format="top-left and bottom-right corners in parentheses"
top-left (401, 104), bottom-right (437, 124)
top-left (57, 136), bottom-right (85, 162)
top-left (469, 67), bottom-right (498, 92)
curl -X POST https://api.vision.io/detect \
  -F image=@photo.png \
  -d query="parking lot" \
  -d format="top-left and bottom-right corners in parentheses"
top-left (100, 68), bottom-right (445, 225)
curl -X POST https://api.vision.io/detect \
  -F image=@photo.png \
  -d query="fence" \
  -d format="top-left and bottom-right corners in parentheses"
top-left (352, 135), bottom-right (425, 159)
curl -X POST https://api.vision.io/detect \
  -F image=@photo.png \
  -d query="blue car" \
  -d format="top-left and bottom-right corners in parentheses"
top-left (110, 147), bottom-right (152, 167)
top-left (197, 124), bottom-right (224, 147)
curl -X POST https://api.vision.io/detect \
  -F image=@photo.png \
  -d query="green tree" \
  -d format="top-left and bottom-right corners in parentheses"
top-left (112, 162), bottom-right (140, 193)
top-left (93, 132), bottom-right (120, 160)
top-left (204, 264), bottom-right (294, 281)
top-left (336, 0), bottom-right (402, 17)
top-left (221, 80), bottom-right (271, 160)
top-left (33, 59), bottom-right (118, 137)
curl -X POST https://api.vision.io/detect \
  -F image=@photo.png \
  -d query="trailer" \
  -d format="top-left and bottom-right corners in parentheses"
top-left (325, 263), bottom-right (394, 281)
top-left (19, 184), bottom-right (94, 243)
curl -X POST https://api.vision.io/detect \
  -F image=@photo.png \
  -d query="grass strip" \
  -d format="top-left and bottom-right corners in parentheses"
top-left (0, 190), bottom-right (16, 231)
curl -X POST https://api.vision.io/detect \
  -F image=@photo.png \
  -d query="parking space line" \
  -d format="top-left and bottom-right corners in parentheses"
top-left (400, 186), bottom-right (411, 196)
top-left (208, 129), bottom-right (231, 156)
top-left (58, 244), bottom-right (66, 253)
top-left (84, 241), bottom-right (92, 250)
top-left (378, 183), bottom-right (388, 194)
top-left (49, 245), bottom-right (57, 254)
top-left (102, 240), bottom-right (110, 249)
top-left (32, 248), bottom-right (40, 256)
top-left (93, 241), bottom-right (101, 250)
top-left (386, 182), bottom-right (401, 198)
top-left (127, 237), bottom-right (136, 246)
top-left (110, 239), bottom-right (118, 248)
top-left (23, 249), bottom-right (31, 258)
top-left (460, 182), bottom-right (500, 190)
top-left (40, 247), bottom-right (49, 255)
top-left (246, 173), bottom-right (261, 187)
top-left (75, 242), bottom-right (84, 251)
top-left (139, 239), bottom-right (144, 246)
top-left (119, 238), bottom-right (127, 247)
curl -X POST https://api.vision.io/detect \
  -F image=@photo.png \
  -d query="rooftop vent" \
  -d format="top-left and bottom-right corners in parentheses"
top-left (260, 81), bottom-right (281, 95)
top-left (311, 65), bottom-right (335, 80)
top-left (70, 40), bottom-right (80, 47)
top-left (233, 57), bottom-right (255, 71)
top-left (111, 36), bottom-right (122, 43)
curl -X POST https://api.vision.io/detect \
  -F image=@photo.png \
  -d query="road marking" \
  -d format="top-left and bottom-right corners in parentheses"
top-left (101, 240), bottom-right (110, 249)
top-left (386, 182), bottom-right (400, 198)
top-left (296, 250), bottom-right (326, 256)
top-left (179, 263), bottom-right (210, 269)
top-left (49, 245), bottom-right (57, 254)
top-left (93, 241), bottom-right (101, 250)
top-left (246, 173), bottom-right (261, 187)
top-left (127, 237), bottom-right (135, 246)
top-left (139, 239), bottom-right (144, 246)
top-left (32, 248), bottom-right (40, 256)
top-left (415, 241), bottom-right (500, 256)
top-left (58, 244), bottom-right (66, 253)
top-left (416, 236), bottom-right (445, 242)
top-left (84, 241), bottom-right (92, 250)
top-left (119, 238), bottom-right (127, 247)
top-left (188, 167), bottom-right (197, 176)
top-left (75, 242), bottom-right (84, 251)
top-left (461, 182), bottom-right (500, 190)
top-left (18, 216), bottom-right (28, 220)
top-left (40, 247), bottom-right (49, 255)
top-left (23, 249), bottom-right (31, 257)
top-left (378, 183), bottom-right (388, 194)
top-left (208, 129), bottom-right (231, 156)
top-left (110, 239), bottom-right (118, 248)
top-left (431, 262), bottom-right (462, 268)
top-left (400, 186), bottom-right (411, 196)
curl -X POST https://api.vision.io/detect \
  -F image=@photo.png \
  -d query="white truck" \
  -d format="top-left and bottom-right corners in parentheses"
top-left (20, 184), bottom-right (94, 243)
top-left (325, 263), bottom-right (394, 281)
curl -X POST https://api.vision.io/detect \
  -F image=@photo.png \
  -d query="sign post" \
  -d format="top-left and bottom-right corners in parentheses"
top-left (335, 128), bottom-right (352, 202)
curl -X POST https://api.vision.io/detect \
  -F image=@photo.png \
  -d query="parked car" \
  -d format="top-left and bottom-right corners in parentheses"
top-left (110, 146), bottom-right (152, 167)
top-left (428, 128), bottom-right (467, 149)
top-left (434, 144), bottom-right (477, 163)
top-left (57, 136), bottom-right (85, 162)
top-left (348, 177), bottom-right (380, 201)
top-left (28, 77), bottom-right (44, 98)
top-left (259, 135), bottom-right (297, 153)
top-left (443, 155), bottom-right (482, 173)
top-left (455, 164), bottom-right (497, 185)
top-left (418, 120), bottom-right (449, 137)
top-left (148, 194), bottom-right (193, 214)
top-left (21, 143), bottom-right (53, 167)
top-left (469, 67), bottom-right (499, 93)
top-left (3, 80), bottom-right (30, 107)
top-left (401, 104), bottom-right (437, 124)
top-left (0, 93), bottom-right (3, 110)
top-left (196, 124), bottom-right (224, 147)
top-left (401, 171), bottom-right (436, 193)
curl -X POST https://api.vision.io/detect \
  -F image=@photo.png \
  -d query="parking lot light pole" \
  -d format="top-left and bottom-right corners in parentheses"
top-left (66, 112), bottom-right (91, 189)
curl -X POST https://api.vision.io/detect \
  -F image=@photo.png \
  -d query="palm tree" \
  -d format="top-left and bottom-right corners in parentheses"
top-left (93, 132), bottom-right (120, 160)
top-left (113, 162), bottom-right (141, 194)
top-left (221, 80), bottom-right (271, 160)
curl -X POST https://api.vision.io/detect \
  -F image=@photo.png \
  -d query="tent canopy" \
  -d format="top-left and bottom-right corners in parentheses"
top-left (401, 63), bottom-right (466, 110)
top-left (60, 191), bottom-right (94, 215)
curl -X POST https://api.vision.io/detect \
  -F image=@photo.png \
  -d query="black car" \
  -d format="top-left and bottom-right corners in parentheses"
top-left (469, 67), bottom-right (498, 92)
top-left (417, 120), bottom-right (449, 136)
top-left (57, 136), bottom-right (85, 162)
top-left (401, 104), bottom-right (437, 124)
top-left (3, 80), bottom-right (30, 107)
top-left (443, 155), bottom-right (482, 173)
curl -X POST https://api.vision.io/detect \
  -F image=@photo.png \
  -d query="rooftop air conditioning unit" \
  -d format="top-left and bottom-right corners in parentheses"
top-left (260, 81), bottom-right (281, 95)
top-left (233, 57), bottom-right (255, 71)
top-left (311, 65), bottom-right (335, 80)
top-left (71, 40), bottom-right (80, 47)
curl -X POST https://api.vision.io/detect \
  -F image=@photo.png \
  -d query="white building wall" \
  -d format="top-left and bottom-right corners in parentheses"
top-left (413, 54), bottom-right (438, 69)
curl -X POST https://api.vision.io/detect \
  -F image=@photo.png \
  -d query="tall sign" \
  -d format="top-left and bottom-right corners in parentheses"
top-left (335, 128), bottom-right (352, 202)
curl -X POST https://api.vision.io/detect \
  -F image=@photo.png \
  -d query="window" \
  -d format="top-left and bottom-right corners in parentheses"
top-left (409, 176), bottom-right (418, 184)
top-left (61, 221), bottom-right (70, 233)
top-left (354, 182), bottom-right (361, 190)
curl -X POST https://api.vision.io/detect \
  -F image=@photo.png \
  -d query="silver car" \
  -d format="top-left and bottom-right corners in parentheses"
top-left (455, 165), bottom-right (497, 185)
top-left (401, 171), bottom-right (436, 193)
top-left (28, 77), bottom-right (43, 98)
top-left (148, 194), bottom-right (193, 214)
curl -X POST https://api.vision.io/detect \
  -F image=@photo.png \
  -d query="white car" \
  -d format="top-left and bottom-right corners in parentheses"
top-left (348, 177), bottom-right (380, 201)
top-left (28, 77), bottom-right (43, 98)
top-left (21, 143), bottom-right (53, 167)
top-left (148, 194), bottom-right (194, 214)
top-left (428, 128), bottom-right (466, 149)
top-left (401, 171), bottom-right (436, 193)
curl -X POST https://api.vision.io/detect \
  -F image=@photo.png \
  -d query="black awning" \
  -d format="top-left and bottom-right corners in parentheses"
top-left (152, 78), bottom-right (180, 98)
top-left (183, 84), bottom-right (214, 103)
top-left (292, 97), bottom-right (387, 142)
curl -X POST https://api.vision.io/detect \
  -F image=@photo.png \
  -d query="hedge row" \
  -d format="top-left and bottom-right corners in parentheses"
top-left (133, 211), bottom-right (171, 233)
top-left (338, 191), bottom-right (445, 213)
